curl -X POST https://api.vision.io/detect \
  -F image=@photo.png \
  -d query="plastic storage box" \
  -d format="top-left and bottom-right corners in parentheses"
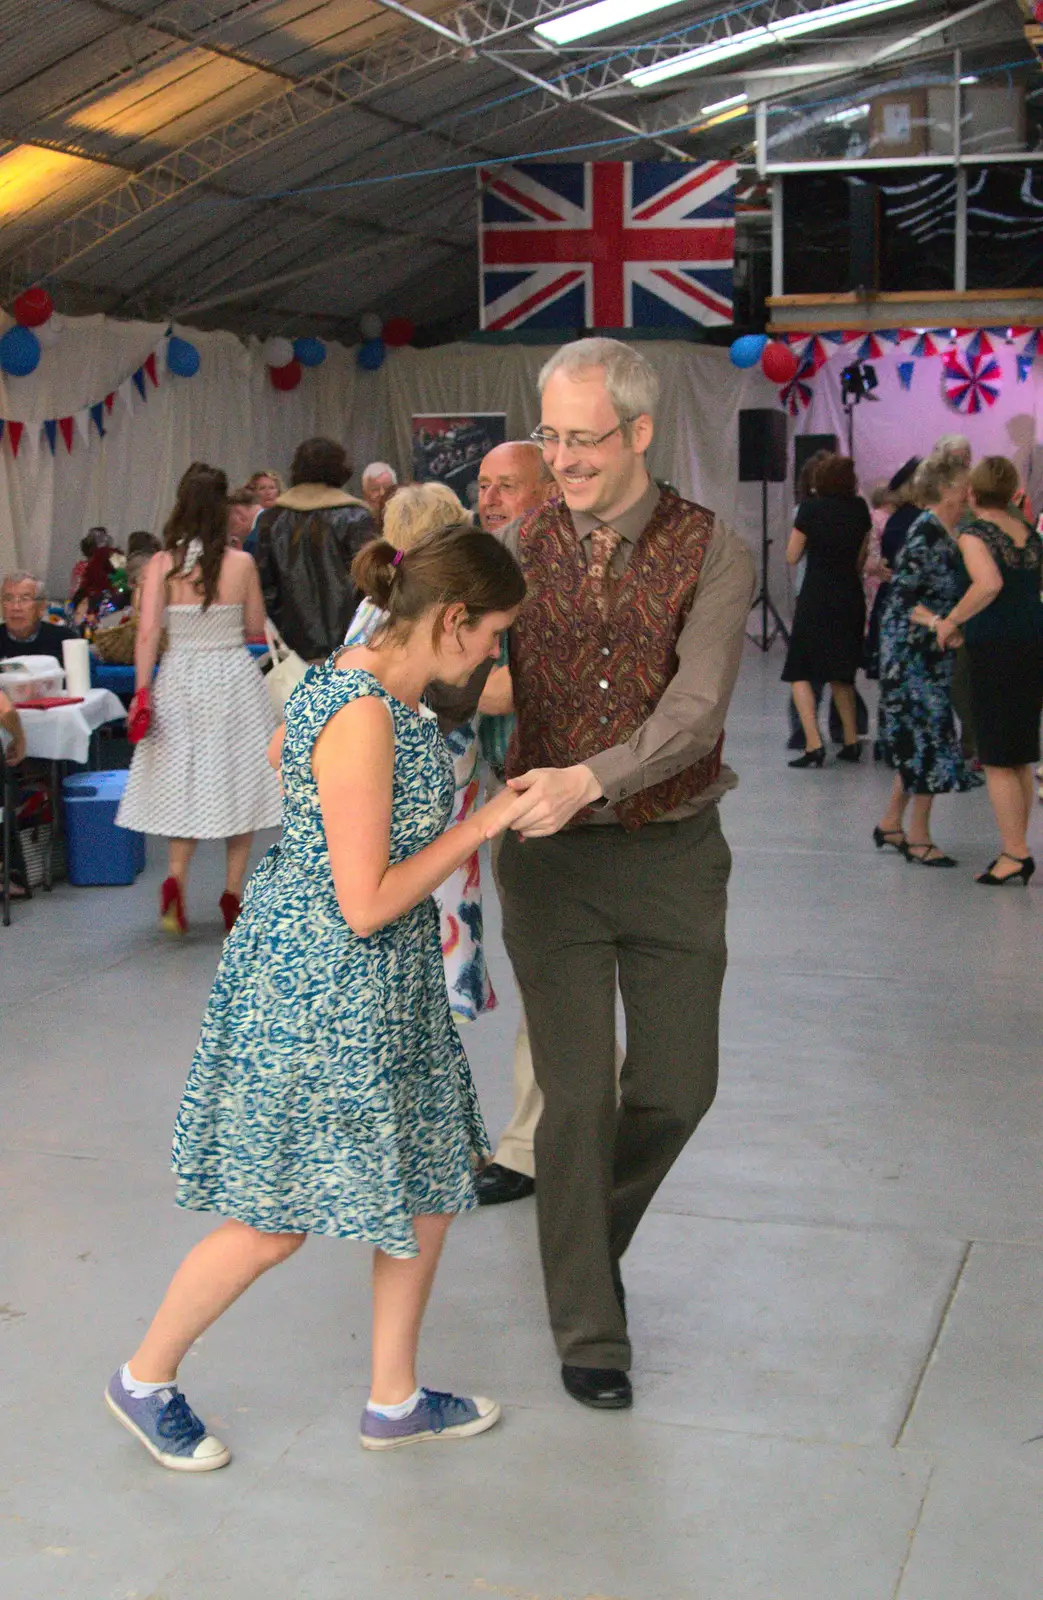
top-left (62, 770), bottom-right (146, 886)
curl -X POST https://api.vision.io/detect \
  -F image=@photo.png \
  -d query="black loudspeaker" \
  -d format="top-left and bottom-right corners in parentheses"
top-left (738, 408), bottom-right (787, 483)
top-left (848, 177), bottom-right (880, 293)
top-left (794, 432), bottom-right (838, 495)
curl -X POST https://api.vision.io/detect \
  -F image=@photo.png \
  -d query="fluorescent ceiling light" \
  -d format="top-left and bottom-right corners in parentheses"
top-left (960, 74), bottom-right (979, 84)
top-left (824, 102), bottom-right (870, 123)
top-left (700, 92), bottom-right (749, 115)
top-left (626, 0), bottom-right (918, 88)
top-left (535, 0), bottom-right (689, 46)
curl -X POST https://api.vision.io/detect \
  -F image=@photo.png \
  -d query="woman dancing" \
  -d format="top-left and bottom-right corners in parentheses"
top-left (106, 524), bottom-right (526, 1470)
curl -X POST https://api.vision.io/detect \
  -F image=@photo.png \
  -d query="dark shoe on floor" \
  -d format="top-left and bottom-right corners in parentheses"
top-left (475, 1162), bottom-right (535, 1207)
top-left (872, 826), bottom-right (908, 857)
top-left (976, 853), bottom-right (1035, 886)
top-left (836, 742), bottom-right (862, 763)
top-left (561, 1365), bottom-right (632, 1410)
top-left (906, 843), bottom-right (958, 868)
top-left (788, 747), bottom-right (825, 769)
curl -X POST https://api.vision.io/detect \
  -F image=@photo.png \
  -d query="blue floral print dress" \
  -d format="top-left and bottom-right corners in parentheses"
top-left (171, 661), bottom-right (490, 1257)
top-left (878, 510), bottom-right (979, 796)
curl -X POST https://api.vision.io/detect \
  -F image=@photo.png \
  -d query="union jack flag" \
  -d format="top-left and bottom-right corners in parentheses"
top-left (479, 161), bottom-right (737, 332)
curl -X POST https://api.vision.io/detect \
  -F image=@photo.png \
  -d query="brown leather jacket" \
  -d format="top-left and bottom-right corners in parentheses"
top-left (256, 484), bottom-right (375, 661)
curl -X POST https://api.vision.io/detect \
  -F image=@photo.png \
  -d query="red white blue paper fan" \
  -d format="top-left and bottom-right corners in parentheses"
top-left (780, 355), bottom-right (816, 415)
top-left (942, 348), bottom-right (1002, 414)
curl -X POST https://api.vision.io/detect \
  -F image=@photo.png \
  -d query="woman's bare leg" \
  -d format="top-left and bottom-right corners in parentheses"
top-left (370, 1214), bottom-right (453, 1406)
top-left (984, 765), bottom-right (1031, 870)
top-left (791, 682), bottom-right (823, 751)
top-left (224, 832), bottom-right (253, 898)
top-left (168, 838), bottom-right (197, 886)
top-left (878, 773), bottom-right (908, 835)
top-left (128, 1220), bottom-right (305, 1383)
top-left (830, 682), bottom-right (858, 746)
top-left (905, 794), bottom-right (935, 850)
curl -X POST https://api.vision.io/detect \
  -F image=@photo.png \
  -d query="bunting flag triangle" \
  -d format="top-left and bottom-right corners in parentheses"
top-left (22, 422), bottom-right (40, 460)
top-left (1017, 353), bottom-right (1035, 383)
top-left (144, 352), bottom-right (158, 387)
top-left (132, 366), bottom-right (147, 401)
top-left (118, 378), bottom-right (134, 413)
top-left (74, 407), bottom-right (91, 446)
top-left (8, 420), bottom-right (24, 457)
top-left (897, 361), bottom-right (916, 391)
top-left (90, 401), bottom-right (106, 437)
top-left (104, 391), bottom-right (116, 413)
top-left (58, 416), bottom-right (74, 453)
top-left (855, 334), bottom-right (884, 360)
top-left (43, 419), bottom-right (57, 454)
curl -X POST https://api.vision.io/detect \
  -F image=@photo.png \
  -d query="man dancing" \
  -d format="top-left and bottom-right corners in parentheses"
top-left (497, 338), bottom-right (755, 1409)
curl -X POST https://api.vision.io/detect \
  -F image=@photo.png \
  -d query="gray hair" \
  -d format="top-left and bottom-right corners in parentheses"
top-left (913, 454), bottom-right (968, 507)
top-left (2, 570), bottom-right (45, 599)
top-left (362, 460), bottom-right (398, 487)
top-left (538, 337), bottom-right (660, 426)
top-left (382, 481), bottom-right (467, 552)
top-left (931, 433), bottom-right (972, 469)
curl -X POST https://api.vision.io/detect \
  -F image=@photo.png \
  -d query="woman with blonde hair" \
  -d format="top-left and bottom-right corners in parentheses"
top-left (873, 453), bottom-right (978, 866)
top-left (345, 483), bottom-right (494, 1023)
top-left (928, 455), bottom-right (1043, 884)
top-left (244, 469), bottom-right (284, 508)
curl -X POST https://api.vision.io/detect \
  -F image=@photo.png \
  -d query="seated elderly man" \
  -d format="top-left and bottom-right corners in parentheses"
top-left (360, 460), bottom-right (398, 515)
top-left (0, 571), bottom-right (78, 659)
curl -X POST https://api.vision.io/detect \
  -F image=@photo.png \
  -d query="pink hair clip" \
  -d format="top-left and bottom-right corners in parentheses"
top-left (392, 550), bottom-right (404, 566)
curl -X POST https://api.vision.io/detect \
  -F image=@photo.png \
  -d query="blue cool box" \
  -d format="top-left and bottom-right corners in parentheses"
top-left (62, 770), bottom-right (146, 886)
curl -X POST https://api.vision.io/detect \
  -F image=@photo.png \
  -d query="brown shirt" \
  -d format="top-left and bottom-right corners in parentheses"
top-left (500, 479), bottom-right (756, 822)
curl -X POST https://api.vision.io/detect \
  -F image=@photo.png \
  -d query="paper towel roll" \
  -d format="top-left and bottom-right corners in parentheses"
top-left (63, 638), bottom-right (91, 697)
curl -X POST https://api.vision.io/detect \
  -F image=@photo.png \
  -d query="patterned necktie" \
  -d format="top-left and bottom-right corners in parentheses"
top-left (588, 525), bottom-right (622, 619)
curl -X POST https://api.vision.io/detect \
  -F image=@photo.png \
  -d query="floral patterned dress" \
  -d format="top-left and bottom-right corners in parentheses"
top-left (171, 662), bottom-right (490, 1256)
top-left (878, 511), bottom-right (979, 796)
top-left (344, 600), bottom-right (496, 1024)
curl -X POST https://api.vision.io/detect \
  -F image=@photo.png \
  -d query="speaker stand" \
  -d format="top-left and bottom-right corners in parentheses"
top-left (747, 478), bottom-right (791, 653)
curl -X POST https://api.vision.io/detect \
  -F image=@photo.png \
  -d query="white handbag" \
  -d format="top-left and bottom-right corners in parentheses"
top-left (263, 618), bottom-right (309, 716)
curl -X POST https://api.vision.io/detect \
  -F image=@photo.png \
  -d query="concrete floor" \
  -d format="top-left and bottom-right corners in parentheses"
top-left (1, 648), bottom-right (1041, 1600)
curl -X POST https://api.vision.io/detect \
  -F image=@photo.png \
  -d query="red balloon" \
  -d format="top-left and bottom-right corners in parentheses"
top-left (269, 358), bottom-right (302, 391)
top-left (382, 316), bottom-right (415, 348)
top-left (13, 286), bottom-right (54, 327)
top-left (761, 340), bottom-right (799, 384)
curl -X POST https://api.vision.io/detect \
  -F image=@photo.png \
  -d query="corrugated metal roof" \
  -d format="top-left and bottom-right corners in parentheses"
top-left (0, 0), bottom-right (1025, 337)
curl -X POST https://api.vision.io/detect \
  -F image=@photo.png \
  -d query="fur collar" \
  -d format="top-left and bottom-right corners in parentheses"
top-left (274, 484), bottom-right (367, 511)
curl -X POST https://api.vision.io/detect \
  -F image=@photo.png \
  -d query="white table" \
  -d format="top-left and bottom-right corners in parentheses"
top-left (16, 688), bottom-right (126, 764)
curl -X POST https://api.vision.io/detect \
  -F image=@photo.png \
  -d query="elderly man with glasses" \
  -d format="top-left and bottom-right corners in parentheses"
top-left (0, 572), bottom-right (78, 660)
top-left (482, 338), bottom-right (755, 1412)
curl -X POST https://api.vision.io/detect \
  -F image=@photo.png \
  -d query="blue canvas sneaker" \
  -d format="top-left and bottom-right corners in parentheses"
top-left (359, 1388), bottom-right (501, 1450)
top-left (105, 1369), bottom-right (231, 1472)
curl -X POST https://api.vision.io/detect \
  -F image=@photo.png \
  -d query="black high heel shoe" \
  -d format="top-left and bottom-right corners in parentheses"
top-left (976, 854), bottom-right (1035, 886)
top-left (873, 827), bottom-right (908, 857)
top-left (788, 747), bottom-right (825, 769)
top-left (836, 743), bottom-right (862, 763)
top-left (906, 842), bottom-right (958, 869)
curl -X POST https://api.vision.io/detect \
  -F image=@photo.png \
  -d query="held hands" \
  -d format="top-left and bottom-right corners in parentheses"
top-left (505, 764), bottom-right (603, 838)
top-left (934, 616), bottom-right (962, 649)
top-left (473, 782), bottom-right (531, 842)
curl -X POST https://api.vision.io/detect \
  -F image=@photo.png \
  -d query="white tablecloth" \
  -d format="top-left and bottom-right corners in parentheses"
top-left (15, 689), bottom-right (126, 764)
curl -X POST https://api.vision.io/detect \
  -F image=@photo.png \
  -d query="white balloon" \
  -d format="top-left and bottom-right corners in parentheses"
top-left (264, 335), bottom-right (294, 368)
top-left (37, 312), bottom-right (63, 348)
top-left (358, 312), bottom-right (383, 341)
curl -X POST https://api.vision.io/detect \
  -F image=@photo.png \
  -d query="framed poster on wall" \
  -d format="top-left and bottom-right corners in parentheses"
top-left (411, 413), bottom-right (507, 509)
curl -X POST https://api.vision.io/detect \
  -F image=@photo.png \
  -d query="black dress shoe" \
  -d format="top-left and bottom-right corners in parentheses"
top-left (475, 1162), bottom-right (535, 1207)
top-left (561, 1365), bottom-right (633, 1410)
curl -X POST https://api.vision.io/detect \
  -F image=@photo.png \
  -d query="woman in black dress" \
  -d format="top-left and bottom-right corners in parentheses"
top-left (782, 454), bottom-right (872, 766)
top-left (928, 455), bottom-right (1043, 884)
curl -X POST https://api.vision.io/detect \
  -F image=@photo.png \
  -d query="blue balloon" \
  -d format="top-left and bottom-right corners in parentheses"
top-left (293, 336), bottom-right (326, 368)
top-left (0, 324), bottom-right (41, 376)
top-left (357, 338), bottom-right (386, 372)
top-left (729, 334), bottom-right (769, 369)
top-left (166, 335), bottom-right (200, 377)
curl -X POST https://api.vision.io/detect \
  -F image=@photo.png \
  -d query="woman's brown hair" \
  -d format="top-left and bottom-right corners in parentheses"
top-left (162, 463), bottom-right (229, 609)
top-left (351, 523), bottom-right (525, 644)
top-left (797, 448), bottom-right (829, 502)
top-left (969, 455), bottom-right (1019, 512)
top-left (812, 453), bottom-right (858, 498)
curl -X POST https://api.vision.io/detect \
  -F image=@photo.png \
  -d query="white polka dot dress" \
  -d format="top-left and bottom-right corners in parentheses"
top-left (117, 604), bottom-right (283, 839)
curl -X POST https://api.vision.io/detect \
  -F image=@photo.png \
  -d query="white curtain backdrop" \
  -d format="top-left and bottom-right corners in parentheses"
top-left (8, 315), bottom-right (1039, 615)
top-left (0, 316), bottom-right (785, 597)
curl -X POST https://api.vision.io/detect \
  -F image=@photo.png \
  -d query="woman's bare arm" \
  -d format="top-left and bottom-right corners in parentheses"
top-left (316, 697), bottom-right (524, 937)
top-left (134, 554), bottom-right (168, 692)
top-left (786, 529), bottom-right (807, 566)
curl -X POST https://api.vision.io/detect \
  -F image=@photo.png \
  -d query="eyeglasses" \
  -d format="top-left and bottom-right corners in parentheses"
top-left (529, 420), bottom-right (636, 454)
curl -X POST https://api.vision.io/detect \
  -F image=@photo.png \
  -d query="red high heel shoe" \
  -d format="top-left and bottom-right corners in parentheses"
top-left (159, 876), bottom-right (187, 934)
top-left (219, 892), bottom-right (241, 933)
